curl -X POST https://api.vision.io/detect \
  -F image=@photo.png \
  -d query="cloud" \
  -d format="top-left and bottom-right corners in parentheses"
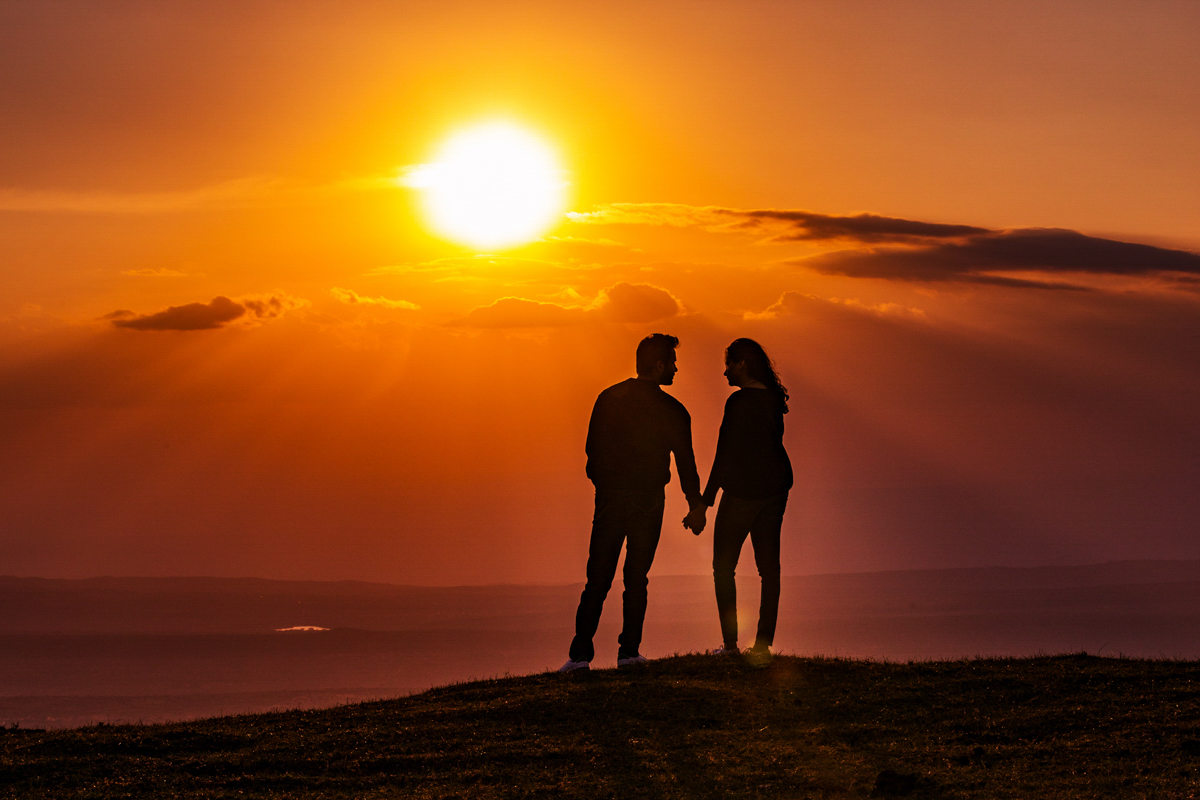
top-left (795, 228), bottom-right (1200, 287)
top-left (594, 282), bottom-right (680, 323)
top-left (112, 296), bottom-right (245, 330)
top-left (568, 203), bottom-right (988, 244)
top-left (448, 297), bottom-right (587, 328)
top-left (714, 208), bottom-right (988, 244)
top-left (571, 203), bottom-right (1200, 289)
top-left (449, 283), bottom-right (680, 328)
top-left (534, 235), bottom-right (642, 257)
top-left (111, 293), bottom-right (306, 331)
top-left (1169, 275), bottom-right (1200, 294)
top-left (747, 291), bottom-right (926, 321)
top-left (567, 203), bottom-right (716, 228)
top-left (331, 288), bottom-right (420, 310)
top-left (240, 294), bottom-right (307, 321)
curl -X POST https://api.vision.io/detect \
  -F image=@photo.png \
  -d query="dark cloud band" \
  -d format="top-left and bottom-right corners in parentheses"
top-left (797, 228), bottom-right (1200, 286)
top-left (570, 203), bottom-right (1200, 288)
top-left (568, 203), bottom-right (990, 244)
top-left (111, 294), bottom-right (304, 331)
top-left (713, 208), bottom-right (990, 243)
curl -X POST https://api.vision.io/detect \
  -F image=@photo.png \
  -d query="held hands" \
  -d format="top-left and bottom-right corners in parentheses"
top-left (682, 503), bottom-right (708, 536)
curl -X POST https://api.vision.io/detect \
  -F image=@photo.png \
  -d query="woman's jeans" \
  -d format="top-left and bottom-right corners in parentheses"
top-left (712, 491), bottom-right (788, 648)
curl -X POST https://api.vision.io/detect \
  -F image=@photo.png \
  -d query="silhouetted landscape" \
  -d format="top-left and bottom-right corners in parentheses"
top-left (6, 560), bottom-right (1200, 729)
top-left (6, 653), bottom-right (1200, 798)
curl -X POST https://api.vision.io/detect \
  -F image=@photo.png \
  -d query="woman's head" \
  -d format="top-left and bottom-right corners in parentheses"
top-left (725, 338), bottom-right (789, 413)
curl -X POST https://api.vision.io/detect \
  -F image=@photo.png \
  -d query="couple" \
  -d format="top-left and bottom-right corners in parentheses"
top-left (559, 332), bottom-right (792, 672)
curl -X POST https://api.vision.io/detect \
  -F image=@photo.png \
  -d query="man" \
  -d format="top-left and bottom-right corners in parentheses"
top-left (559, 333), bottom-right (707, 672)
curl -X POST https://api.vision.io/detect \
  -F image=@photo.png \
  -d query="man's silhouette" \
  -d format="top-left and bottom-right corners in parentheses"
top-left (559, 333), bottom-right (706, 672)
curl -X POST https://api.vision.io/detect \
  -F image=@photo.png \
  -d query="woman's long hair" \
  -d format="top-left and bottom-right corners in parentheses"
top-left (726, 338), bottom-right (789, 414)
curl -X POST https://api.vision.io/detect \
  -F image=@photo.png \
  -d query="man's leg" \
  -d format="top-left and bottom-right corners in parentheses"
top-left (616, 494), bottom-right (665, 659)
top-left (569, 495), bottom-right (625, 663)
top-left (712, 495), bottom-right (754, 649)
top-left (749, 493), bottom-right (788, 649)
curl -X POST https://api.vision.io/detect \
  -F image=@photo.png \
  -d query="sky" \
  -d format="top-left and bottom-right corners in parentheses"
top-left (2, 0), bottom-right (1198, 585)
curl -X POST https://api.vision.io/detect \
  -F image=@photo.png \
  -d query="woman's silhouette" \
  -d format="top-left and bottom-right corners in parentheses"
top-left (685, 338), bottom-right (793, 663)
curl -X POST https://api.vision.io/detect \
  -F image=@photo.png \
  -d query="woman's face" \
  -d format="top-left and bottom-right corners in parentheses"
top-left (724, 358), bottom-right (748, 387)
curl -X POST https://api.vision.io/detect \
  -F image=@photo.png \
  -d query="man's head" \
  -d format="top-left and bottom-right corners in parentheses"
top-left (636, 333), bottom-right (679, 385)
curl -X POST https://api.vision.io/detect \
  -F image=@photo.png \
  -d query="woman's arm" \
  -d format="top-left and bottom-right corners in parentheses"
top-left (701, 394), bottom-right (740, 506)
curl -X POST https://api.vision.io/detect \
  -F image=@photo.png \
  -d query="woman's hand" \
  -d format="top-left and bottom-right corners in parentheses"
top-left (683, 504), bottom-right (708, 535)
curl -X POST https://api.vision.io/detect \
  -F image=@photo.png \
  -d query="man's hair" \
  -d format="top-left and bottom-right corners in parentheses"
top-left (636, 333), bottom-right (679, 375)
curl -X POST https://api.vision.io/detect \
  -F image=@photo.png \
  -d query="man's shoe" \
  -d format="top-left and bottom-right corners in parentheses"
top-left (558, 659), bottom-right (590, 673)
top-left (711, 644), bottom-right (739, 655)
top-left (616, 653), bottom-right (649, 668)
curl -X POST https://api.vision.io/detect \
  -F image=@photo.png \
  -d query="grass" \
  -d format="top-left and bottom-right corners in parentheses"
top-left (4, 653), bottom-right (1200, 798)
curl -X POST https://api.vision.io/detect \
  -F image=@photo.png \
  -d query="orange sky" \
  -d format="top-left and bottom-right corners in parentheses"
top-left (2, 0), bottom-right (1199, 584)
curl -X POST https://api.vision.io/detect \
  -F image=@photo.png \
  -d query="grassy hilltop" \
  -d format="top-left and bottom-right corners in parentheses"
top-left (4, 654), bottom-right (1200, 799)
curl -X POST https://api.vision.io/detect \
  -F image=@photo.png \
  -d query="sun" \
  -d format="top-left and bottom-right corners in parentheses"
top-left (403, 122), bottom-right (568, 251)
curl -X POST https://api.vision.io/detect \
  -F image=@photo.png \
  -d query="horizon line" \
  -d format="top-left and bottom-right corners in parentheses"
top-left (5, 557), bottom-right (1200, 589)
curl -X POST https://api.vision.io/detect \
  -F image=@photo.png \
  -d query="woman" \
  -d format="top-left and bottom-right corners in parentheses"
top-left (685, 338), bottom-right (792, 663)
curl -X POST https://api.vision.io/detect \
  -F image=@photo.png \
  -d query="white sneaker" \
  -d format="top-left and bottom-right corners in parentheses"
top-left (558, 659), bottom-right (590, 673)
top-left (711, 644), bottom-right (739, 655)
top-left (616, 654), bottom-right (648, 668)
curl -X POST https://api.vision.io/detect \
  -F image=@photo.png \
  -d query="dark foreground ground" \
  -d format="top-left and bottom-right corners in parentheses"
top-left (4, 654), bottom-right (1200, 799)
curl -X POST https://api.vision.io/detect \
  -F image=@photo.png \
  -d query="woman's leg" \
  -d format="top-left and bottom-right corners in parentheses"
top-left (748, 493), bottom-right (788, 649)
top-left (712, 495), bottom-right (753, 649)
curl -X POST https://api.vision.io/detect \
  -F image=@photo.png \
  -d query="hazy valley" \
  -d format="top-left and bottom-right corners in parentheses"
top-left (5, 560), bottom-right (1200, 728)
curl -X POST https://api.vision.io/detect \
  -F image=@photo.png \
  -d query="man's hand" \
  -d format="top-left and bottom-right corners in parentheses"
top-left (683, 504), bottom-right (708, 535)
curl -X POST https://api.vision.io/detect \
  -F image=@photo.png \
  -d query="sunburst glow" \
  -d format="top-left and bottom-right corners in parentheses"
top-left (404, 122), bottom-right (567, 250)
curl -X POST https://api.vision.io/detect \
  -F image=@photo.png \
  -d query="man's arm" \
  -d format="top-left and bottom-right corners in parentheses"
top-left (675, 412), bottom-right (708, 535)
top-left (671, 407), bottom-right (703, 510)
top-left (583, 393), bottom-right (606, 483)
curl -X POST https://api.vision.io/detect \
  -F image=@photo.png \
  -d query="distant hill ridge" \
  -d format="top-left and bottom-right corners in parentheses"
top-left (7, 557), bottom-right (1200, 593)
top-left (5, 559), bottom-right (1200, 635)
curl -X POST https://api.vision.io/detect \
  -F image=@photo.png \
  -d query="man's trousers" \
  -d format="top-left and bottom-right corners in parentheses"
top-left (569, 491), bottom-right (665, 663)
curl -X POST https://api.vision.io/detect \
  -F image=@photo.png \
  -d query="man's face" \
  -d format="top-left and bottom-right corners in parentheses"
top-left (657, 354), bottom-right (678, 385)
